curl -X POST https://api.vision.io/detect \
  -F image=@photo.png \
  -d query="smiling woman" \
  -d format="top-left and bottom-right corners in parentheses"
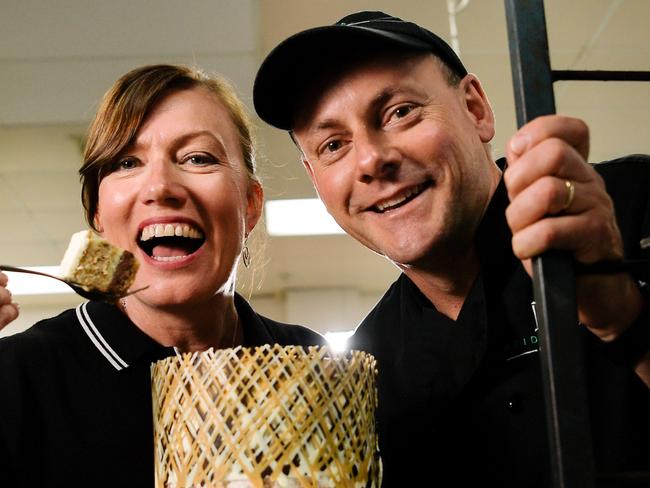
top-left (0, 64), bottom-right (324, 486)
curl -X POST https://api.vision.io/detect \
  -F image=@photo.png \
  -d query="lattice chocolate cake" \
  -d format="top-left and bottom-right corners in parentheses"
top-left (151, 345), bottom-right (381, 487)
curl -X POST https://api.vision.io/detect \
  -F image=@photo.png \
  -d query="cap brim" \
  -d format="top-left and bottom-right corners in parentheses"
top-left (253, 25), bottom-right (431, 131)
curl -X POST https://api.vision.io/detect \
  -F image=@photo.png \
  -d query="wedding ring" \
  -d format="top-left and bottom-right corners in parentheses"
top-left (561, 179), bottom-right (575, 211)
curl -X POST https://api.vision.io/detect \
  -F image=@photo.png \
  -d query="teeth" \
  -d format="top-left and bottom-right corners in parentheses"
top-left (139, 223), bottom-right (204, 242)
top-left (152, 255), bottom-right (189, 262)
top-left (376, 184), bottom-right (424, 212)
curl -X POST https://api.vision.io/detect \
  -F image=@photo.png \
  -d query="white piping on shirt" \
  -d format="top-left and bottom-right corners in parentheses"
top-left (505, 348), bottom-right (539, 361)
top-left (75, 302), bottom-right (129, 370)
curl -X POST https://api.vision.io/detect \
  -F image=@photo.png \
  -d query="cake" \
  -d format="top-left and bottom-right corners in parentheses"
top-left (58, 230), bottom-right (139, 296)
top-left (151, 345), bottom-right (382, 487)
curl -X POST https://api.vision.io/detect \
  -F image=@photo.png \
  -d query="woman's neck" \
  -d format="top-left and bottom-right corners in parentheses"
top-left (120, 293), bottom-right (241, 352)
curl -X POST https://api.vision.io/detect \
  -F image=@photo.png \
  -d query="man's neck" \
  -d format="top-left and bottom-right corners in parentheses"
top-left (401, 245), bottom-right (480, 321)
top-left (401, 157), bottom-right (501, 319)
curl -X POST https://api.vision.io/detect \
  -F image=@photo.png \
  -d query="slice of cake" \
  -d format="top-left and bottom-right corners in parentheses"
top-left (58, 230), bottom-right (139, 296)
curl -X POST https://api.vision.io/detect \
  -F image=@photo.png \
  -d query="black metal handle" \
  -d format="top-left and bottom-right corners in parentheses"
top-left (504, 1), bottom-right (596, 487)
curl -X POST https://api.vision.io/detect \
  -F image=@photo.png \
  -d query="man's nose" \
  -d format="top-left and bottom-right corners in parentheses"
top-left (355, 133), bottom-right (400, 183)
top-left (141, 159), bottom-right (186, 206)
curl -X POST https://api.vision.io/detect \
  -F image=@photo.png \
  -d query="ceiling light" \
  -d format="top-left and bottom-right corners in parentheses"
top-left (265, 198), bottom-right (344, 236)
top-left (324, 330), bottom-right (355, 352)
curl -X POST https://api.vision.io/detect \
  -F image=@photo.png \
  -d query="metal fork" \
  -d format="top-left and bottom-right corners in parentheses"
top-left (0, 265), bottom-right (148, 302)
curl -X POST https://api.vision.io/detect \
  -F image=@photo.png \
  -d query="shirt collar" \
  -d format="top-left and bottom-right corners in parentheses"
top-left (235, 293), bottom-right (278, 346)
top-left (75, 301), bottom-right (171, 371)
top-left (475, 158), bottom-right (519, 276)
top-left (76, 294), bottom-right (276, 371)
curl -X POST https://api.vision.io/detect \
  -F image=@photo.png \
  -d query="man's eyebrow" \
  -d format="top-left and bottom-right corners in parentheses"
top-left (370, 87), bottom-right (402, 108)
top-left (311, 119), bottom-right (341, 132)
top-left (302, 86), bottom-right (423, 135)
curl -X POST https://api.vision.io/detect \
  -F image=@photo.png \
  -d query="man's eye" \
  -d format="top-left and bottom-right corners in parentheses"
top-left (393, 105), bottom-right (414, 119)
top-left (325, 140), bottom-right (342, 153)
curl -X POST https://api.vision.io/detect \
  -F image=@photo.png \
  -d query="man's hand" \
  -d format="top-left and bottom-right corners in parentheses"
top-left (0, 271), bottom-right (19, 331)
top-left (504, 115), bottom-right (644, 343)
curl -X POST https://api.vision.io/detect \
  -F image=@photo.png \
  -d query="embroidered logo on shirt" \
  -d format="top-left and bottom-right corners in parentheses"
top-left (504, 301), bottom-right (540, 361)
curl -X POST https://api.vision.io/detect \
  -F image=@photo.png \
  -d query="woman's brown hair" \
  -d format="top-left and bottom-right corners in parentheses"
top-left (80, 64), bottom-right (257, 230)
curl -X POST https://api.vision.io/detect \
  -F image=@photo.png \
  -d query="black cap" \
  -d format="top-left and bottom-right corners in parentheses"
top-left (254, 11), bottom-right (468, 130)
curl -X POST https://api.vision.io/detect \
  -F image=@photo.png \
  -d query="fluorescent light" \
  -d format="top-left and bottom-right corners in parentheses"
top-left (265, 198), bottom-right (345, 236)
top-left (4, 266), bottom-right (74, 296)
top-left (324, 330), bottom-right (355, 352)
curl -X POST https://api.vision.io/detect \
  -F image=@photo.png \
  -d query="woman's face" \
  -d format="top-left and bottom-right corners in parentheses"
top-left (95, 86), bottom-right (262, 307)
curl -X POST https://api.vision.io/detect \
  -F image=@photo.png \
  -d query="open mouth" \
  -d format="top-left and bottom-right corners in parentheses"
top-left (138, 223), bottom-right (205, 262)
top-left (371, 181), bottom-right (433, 213)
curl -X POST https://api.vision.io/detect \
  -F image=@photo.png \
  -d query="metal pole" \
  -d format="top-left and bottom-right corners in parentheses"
top-left (552, 70), bottom-right (650, 81)
top-left (504, 1), bottom-right (596, 487)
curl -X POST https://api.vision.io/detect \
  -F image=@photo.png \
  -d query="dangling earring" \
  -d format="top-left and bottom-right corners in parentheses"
top-left (242, 237), bottom-right (251, 268)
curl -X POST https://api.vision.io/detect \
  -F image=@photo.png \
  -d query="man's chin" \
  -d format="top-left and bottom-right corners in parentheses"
top-left (350, 227), bottom-right (442, 267)
top-left (379, 245), bottom-right (435, 270)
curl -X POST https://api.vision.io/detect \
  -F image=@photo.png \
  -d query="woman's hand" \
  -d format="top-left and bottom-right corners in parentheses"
top-left (0, 271), bottom-right (19, 330)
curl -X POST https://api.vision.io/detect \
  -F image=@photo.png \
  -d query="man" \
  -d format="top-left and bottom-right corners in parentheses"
top-left (254, 11), bottom-right (650, 487)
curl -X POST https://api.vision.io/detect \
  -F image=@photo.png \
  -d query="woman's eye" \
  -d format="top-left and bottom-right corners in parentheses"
top-left (183, 154), bottom-right (217, 166)
top-left (117, 158), bottom-right (138, 170)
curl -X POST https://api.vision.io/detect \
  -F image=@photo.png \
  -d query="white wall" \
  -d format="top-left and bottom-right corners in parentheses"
top-left (0, 294), bottom-right (84, 338)
top-left (0, 287), bottom-right (387, 339)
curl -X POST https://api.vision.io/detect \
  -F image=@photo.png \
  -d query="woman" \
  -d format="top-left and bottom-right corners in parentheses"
top-left (0, 65), bottom-right (323, 487)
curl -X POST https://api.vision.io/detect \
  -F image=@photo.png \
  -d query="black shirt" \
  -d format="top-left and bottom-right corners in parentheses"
top-left (0, 294), bottom-right (324, 487)
top-left (351, 156), bottom-right (650, 487)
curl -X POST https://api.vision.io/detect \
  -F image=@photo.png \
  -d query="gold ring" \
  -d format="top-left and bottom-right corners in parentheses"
top-left (562, 179), bottom-right (575, 210)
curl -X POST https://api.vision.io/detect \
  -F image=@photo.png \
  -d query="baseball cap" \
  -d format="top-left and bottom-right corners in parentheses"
top-left (253, 10), bottom-right (468, 130)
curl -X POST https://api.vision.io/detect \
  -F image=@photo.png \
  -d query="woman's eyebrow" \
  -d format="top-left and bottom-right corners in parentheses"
top-left (172, 130), bottom-right (222, 147)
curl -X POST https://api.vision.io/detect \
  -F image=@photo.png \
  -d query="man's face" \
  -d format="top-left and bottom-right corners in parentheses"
top-left (293, 53), bottom-right (500, 268)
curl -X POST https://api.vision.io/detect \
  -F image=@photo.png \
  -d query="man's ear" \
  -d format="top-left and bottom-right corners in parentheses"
top-left (461, 74), bottom-right (495, 143)
top-left (302, 156), bottom-right (324, 195)
top-left (302, 157), bottom-right (315, 183)
top-left (245, 180), bottom-right (264, 235)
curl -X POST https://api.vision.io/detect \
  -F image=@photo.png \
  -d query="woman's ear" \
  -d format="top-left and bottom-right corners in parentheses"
top-left (461, 74), bottom-right (495, 143)
top-left (245, 180), bottom-right (264, 236)
top-left (93, 209), bottom-right (104, 234)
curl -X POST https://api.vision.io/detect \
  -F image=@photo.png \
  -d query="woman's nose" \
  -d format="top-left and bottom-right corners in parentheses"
top-left (141, 160), bottom-right (186, 206)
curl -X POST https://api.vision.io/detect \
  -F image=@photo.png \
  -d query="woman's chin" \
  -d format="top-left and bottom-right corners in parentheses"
top-left (133, 285), bottom-right (199, 309)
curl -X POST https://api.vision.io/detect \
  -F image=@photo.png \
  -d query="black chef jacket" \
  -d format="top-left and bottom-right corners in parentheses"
top-left (351, 155), bottom-right (650, 487)
top-left (0, 294), bottom-right (324, 487)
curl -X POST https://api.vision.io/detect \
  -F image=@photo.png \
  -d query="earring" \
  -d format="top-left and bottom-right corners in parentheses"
top-left (242, 238), bottom-right (251, 268)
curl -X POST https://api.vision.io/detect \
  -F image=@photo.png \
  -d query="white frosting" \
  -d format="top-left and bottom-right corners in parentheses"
top-left (58, 230), bottom-right (91, 279)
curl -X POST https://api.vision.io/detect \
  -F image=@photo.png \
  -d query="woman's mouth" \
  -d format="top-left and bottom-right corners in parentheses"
top-left (138, 223), bottom-right (205, 261)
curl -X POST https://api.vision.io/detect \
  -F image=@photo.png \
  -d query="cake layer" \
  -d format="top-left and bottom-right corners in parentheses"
top-left (58, 230), bottom-right (138, 296)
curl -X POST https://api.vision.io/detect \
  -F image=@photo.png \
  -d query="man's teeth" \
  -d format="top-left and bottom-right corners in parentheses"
top-left (375, 184), bottom-right (426, 212)
top-left (140, 223), bottom-right (203, 241)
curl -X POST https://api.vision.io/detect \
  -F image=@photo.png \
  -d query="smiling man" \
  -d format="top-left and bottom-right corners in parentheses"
top-left (254, 11), bottom-right (650, 487)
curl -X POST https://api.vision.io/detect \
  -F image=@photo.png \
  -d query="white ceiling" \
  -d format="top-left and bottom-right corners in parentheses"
top-left (1, 0), bottom-right (648, 298)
